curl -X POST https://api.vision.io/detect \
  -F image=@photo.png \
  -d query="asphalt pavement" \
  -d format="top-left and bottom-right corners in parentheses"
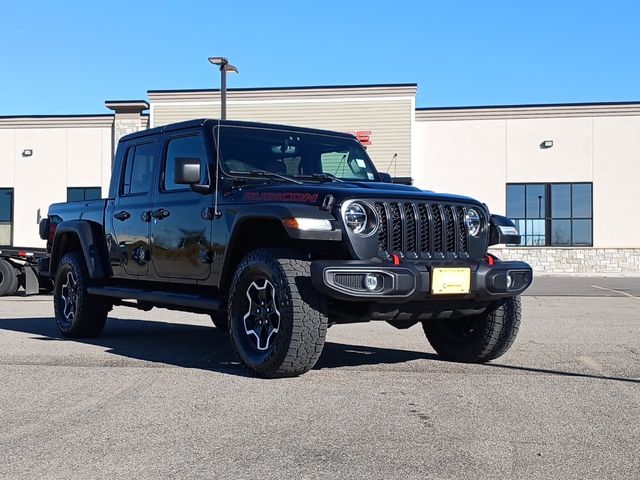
top-left (525, 275), bottom-right (640, 297)
top-left (0, 278), bottom-right (638, 479)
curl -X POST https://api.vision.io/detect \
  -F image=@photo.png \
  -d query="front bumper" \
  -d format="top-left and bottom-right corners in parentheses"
top-left (310, 258), bottom-right (532, 303)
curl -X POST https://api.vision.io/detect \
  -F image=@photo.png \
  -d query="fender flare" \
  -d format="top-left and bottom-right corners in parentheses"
top-left (50, 220), bottom-right (111, 279)
top-left (218, 204), bottom-right (341, 288)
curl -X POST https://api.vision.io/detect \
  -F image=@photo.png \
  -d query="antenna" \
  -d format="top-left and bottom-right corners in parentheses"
top-left (385, 153), bottom-right (398, 178)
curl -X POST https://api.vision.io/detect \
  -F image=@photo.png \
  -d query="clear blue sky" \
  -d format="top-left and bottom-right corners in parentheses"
top-left (1, 0), bottom-right (639, 115)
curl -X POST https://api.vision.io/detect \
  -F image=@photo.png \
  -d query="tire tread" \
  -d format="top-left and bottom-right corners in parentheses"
top-left (422, 296), bottom-right (521, 363)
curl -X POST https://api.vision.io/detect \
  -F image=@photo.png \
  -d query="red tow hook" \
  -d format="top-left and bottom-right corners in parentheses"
top-left (391, 253), bottom-right (401, 265)
top-left (486, 254), bottom-right (495, 266)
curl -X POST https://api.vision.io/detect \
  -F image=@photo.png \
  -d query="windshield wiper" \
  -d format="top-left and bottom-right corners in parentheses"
top-left (294, 173), bottom-right (344, 183)
top-left (228, 169), bottom-right (302, 185)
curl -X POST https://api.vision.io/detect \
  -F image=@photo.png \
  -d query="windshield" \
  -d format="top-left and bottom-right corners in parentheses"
top-left (215, 125), bottom-right (380, 182)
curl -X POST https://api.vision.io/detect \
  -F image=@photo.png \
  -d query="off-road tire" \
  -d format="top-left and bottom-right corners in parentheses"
top-left (422, 296), bottom-right (521, 362)
top-left (0, 259), bottom-right (19, 297)
top-left (210, 311), bottom-right (229, 332)
top-left (228, 248), bottom-right (328, 377)
top-left (53, 252), bottom-right (109, 338)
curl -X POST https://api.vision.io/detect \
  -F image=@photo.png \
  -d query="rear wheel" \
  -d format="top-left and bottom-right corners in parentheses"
top-left (422, 296), bottom-right (521, 362)
top-left (53, 252), bottom-right (109, 338)
top-left (0, 259), bottom-right (19, 297)
top-left (228, 248), bottom-right (328, 377)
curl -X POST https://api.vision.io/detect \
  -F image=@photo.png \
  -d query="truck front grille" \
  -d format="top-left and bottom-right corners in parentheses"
top-left (374, 201), bottom-right (470, 259)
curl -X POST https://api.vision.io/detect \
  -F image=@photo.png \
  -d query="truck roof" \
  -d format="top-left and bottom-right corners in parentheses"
top-left (119, 119), bottom-right (357, 143)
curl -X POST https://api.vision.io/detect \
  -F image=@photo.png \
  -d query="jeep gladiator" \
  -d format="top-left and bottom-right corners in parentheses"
top-left (38, 119), bottom-right (532, 377)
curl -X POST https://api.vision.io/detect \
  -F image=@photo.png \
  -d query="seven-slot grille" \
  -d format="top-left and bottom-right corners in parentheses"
top-left (374, 201), bottom-right (469, 259)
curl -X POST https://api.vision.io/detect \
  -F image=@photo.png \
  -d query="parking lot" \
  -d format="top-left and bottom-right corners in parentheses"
top-left (0, 277), bottom-right (638, 480)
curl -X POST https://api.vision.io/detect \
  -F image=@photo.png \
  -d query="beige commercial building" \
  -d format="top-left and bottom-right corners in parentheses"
top-left (1, 84), bottom-right (638, 274)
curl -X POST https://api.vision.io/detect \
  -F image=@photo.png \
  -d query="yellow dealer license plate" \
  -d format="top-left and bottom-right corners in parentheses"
top-left (431, 267), bottom-right (471, 295)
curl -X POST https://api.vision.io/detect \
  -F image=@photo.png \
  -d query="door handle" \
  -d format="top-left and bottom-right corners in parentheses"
top-left (114, 210), bottom-right (131, 221)
top-left (151, 208), bottom-right (170, 220)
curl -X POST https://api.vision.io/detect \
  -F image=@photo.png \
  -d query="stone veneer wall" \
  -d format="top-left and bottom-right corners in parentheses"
top-left (488, 247), bottom-right (640, 275)
top-left (113, 117), bottom-right (143, 153)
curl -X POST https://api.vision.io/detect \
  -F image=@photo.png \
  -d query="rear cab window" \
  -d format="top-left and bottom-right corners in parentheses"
top-left (121, 142), bottom-right (156, 196)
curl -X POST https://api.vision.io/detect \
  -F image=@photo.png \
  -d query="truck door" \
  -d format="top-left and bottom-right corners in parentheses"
top-left (149, 131), bottom-right (213, 280)
top-left (109, 140), bottom-right (157, 278)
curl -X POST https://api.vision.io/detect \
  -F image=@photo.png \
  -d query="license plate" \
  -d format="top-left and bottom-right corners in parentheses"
top-left (431, 267), bottom-right (471, 295)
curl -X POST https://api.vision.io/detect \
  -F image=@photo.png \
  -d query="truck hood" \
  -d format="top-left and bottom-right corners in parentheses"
top-left (231, 180), bottom-right (482, 206)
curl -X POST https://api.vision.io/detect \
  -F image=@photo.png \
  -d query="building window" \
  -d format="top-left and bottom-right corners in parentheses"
top-left (506, 183), bottom-right (592, 246)
top-left (67, 187), bottom-right (102, 202)
top-left (0, 188), bottom-right (13, 246)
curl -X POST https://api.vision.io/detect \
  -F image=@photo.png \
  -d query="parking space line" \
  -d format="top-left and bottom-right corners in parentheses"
top-left (590, 285), bottom-right (640, 300)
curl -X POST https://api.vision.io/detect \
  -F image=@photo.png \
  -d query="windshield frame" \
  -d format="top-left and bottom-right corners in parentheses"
top-left (212, 125), bottom-right (383, 183)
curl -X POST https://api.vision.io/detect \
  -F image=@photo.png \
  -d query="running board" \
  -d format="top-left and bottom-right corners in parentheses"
top-left (87, 286), bottom-right (222, 311)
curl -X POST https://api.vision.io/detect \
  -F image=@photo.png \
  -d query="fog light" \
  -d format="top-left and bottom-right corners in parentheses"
top-left (506, 270), bottom-right (531, 290)
top-left (506, 273), bottom-right (513, 289)
top-left (364, 273), bottom-right (380, 291)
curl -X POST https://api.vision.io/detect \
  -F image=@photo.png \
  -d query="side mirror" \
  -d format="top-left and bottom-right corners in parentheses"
top-left (488, 215), bottom-right (521, 246)
top-left (379, 172), bottom-right (393, 183)
top-left (175, 157), bottom-right (201, 184)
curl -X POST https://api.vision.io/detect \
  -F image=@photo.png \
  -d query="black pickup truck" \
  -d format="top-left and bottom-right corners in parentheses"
top-left (38, 119), bottom-right (532, 377)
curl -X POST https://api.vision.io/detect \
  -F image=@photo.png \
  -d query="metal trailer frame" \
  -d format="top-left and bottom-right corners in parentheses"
top-left (0, 247), bottom-right (49, 296)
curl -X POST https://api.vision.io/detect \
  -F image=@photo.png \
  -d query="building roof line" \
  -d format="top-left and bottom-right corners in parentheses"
top-left (0, 114), bottom-right (113, 119)
top-left (416, 100), bottom-right (640, 111)
top-left (148, 82), bottom-right (418, 94)
top-left (103, 99), bottom-right (150, 105)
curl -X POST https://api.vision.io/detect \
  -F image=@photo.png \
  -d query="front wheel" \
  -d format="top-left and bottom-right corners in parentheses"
top-left (228, 248), bottom-right (328, 377)
top-left (53, 252), bottom-right (109, 338)
top-left (422, 296), bottom-right (521, 363)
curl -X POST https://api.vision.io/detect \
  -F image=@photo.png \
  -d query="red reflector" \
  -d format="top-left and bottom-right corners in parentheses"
top-left (391, 254), bottom-right (401, 265)
top-left (486, 254), bottom-right (495, 266)
top-left (18, 250), bottom-right (27, 257)
top-left (48, 223), bottom-right (57, 243)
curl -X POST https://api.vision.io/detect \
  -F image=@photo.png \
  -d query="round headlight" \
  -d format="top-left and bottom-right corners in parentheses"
top-left (465, 208), bottom-right (482, 237)
top-left (343, 201), bottom-right (378, 236)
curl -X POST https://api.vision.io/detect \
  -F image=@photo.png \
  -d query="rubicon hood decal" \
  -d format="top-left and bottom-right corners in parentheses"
top-left (242, 191), bottom-right (319, 203)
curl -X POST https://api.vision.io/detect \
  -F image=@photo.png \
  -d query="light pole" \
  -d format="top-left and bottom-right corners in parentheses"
top-left (538, 195), bottom-right (542, 218)
top-left (208, 57), bottom-right (238, 120)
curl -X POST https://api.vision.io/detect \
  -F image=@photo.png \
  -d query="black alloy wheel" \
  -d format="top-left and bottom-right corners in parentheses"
top-left (53, 252), bottom-right (109, 338)
top-left (228, 248), bottom-right (328, 377)
top-left (240, 276), bottom-right (281, 352)
top-left (58, 270), bottom-right (79, 330)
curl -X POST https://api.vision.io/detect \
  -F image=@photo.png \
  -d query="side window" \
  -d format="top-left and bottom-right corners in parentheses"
top-left (164, 134), bottom-right (208, 191)
top-left (122, 142), bottom-right (156, 196)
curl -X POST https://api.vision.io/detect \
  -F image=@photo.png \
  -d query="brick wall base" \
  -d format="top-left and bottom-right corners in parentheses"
top-left (488, 247), bottom-right (640, 275)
